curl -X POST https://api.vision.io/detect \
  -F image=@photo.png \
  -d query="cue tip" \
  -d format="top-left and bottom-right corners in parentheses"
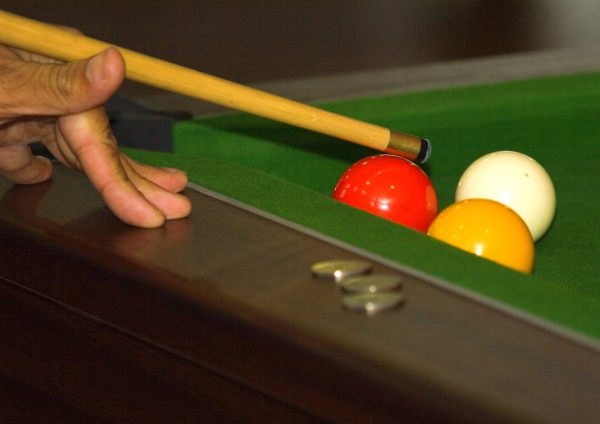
top-left (419, 138), bottom-right (432, 163)
top-left (386, 130), bottom-right (431, 163)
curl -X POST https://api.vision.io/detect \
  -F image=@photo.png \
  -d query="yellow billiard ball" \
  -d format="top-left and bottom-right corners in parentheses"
top-left (427, 198), bottom-right (535, 274)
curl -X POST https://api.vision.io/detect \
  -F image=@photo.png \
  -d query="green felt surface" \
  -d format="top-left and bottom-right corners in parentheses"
top-left (126, 71), bottom-right (600, 341)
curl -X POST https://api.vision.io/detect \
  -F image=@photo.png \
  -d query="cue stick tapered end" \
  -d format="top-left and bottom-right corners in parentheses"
top-left (385, 130), bottom-right (431, 163)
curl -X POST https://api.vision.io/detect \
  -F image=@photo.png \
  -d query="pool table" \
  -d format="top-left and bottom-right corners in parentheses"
top-left (1, 48), bottom-right (600, 423)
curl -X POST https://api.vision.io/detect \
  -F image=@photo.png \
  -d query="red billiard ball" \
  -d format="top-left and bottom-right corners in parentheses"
top-left (333, 155), bottom-right (438, 232)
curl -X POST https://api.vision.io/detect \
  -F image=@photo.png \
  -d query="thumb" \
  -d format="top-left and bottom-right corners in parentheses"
top-left (0, 47), bottom-right (125, 117)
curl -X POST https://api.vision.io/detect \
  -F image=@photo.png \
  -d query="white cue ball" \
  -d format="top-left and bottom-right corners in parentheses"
top-left (455, 151), bottom-right (556, 242)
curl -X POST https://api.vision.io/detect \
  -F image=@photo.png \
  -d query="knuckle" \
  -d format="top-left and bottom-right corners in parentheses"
top-left (0, 58), bottom-right (81, 115)
top-left (50, 65), bottom-right (75, 101)
top-left (38, 64), bottom-right (79, 111)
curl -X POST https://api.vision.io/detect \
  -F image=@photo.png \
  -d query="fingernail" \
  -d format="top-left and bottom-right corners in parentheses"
top-left (86, 51), bottom-right (108, 84)
top-left (162, 167), bottom-right (187, 175)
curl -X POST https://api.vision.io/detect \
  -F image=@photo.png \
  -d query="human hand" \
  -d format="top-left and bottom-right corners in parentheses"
top-left (0, 44), bottom-right (191, 227)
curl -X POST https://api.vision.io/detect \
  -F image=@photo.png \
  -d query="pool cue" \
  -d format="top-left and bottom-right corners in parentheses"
top-left (0, 10), bottom-right (431, 162)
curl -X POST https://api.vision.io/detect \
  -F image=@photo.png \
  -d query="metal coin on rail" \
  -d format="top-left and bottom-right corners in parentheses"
top-left (342, 292), bottom-right (405, 314)
top-left (311, 259), bottom-right (373, 281)
top-left (339, 275), bottom-right (403, 293)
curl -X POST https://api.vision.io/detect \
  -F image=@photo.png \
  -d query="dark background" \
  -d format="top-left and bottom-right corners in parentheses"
top-left (3, 1), bottom-right (600, 95)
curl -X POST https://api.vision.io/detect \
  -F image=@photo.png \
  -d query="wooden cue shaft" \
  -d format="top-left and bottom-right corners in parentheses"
top-left (0, 10), bottom-right (430, 162)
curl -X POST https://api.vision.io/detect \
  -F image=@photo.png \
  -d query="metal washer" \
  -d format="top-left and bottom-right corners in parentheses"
top-left (339, 275), bottom-right (403, 293)
top-left (311, 259), bottom-right (373, 281)
top-left (342, 292), bottom-right (405, 315)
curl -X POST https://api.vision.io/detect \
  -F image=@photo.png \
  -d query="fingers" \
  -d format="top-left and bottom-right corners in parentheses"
top-left (0, 144), bottom-right (53, 184)
top-left (0, 47), bottom-right (124, 118)
top-left (122, 156), bottom-right (188, 193)
top-left (100, 157), bottom-right (192, 228)
top-left (119, 156), bottom-right (191, 220)
top-left (56, 108), bottom-right (191, 228)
